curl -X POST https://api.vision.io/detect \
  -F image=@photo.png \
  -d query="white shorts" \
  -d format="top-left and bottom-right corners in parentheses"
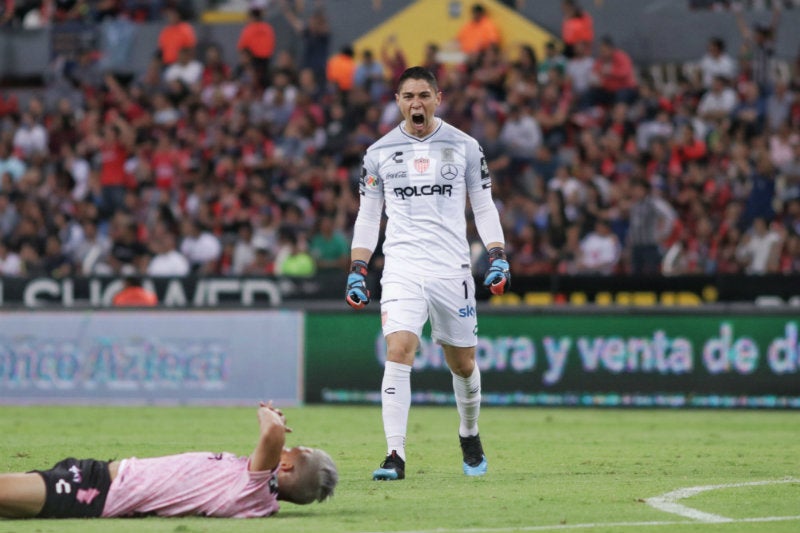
top-left (380, 271), bottom-right (477, 348)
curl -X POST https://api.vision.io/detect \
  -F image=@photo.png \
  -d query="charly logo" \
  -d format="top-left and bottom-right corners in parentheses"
top-left (440, 164), bottom-right (458, 180)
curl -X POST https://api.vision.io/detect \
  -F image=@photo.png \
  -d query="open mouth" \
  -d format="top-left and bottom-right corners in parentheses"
top-left (411, 113), bottom-right (425, 125)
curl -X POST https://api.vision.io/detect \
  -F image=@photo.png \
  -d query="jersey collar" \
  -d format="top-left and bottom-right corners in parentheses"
top-left (398, 118), bottom-right (442, 142)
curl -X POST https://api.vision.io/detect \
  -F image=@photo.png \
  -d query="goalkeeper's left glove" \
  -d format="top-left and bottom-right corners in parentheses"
top-left (483, 247), bottom-right (511, 295)
top-left (345, 260), bottom-right (370, 309)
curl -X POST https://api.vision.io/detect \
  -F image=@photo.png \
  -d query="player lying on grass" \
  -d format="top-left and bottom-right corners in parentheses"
top-left (0, 402), bottom-right (338, 519)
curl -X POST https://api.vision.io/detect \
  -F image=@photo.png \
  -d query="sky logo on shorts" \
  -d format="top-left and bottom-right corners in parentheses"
top-left (458, 305), bottom-right (475, 318)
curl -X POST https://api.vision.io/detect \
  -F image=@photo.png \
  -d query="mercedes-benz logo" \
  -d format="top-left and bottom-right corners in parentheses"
top-left (440, 164), bottom-right (458, 180)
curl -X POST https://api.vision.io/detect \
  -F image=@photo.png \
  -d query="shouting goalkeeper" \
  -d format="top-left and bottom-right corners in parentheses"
top-left (346, 66), bottom-right (511, 481)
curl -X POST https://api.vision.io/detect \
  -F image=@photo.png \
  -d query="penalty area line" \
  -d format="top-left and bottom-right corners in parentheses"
top-left (356, 514), bottom-right (800, 533)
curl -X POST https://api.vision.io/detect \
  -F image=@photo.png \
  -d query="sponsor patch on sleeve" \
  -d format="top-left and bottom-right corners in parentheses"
top-left (365, 174), bottom-right (379, 189)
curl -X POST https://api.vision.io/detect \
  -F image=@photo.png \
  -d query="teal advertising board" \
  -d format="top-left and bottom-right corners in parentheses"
top-left (305, 312), bottom-right (800, 408)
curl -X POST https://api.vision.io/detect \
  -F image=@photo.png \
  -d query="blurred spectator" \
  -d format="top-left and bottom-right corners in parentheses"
top-left (242, 243), bottom-right (274, 275)
top-left (457, 3), bottom-right (500, 58)
top-left (147, 231), bottom-right (190, 276)
top-left (238, 1), bottom-right (275, 88)
top-left (157, 2), bottom-right (196, 66)
top-left (0, 239), bottom-right (21, 276)
top-left (765, 79), bottom-right (794, 133)
top-left (74, 217), bottom-right (111, 275)
top-left (263, 67), bottom-right (298, 120)
top-left (354, 49), bottom-right (387, 102)
top-left (201, 43), bottom-right (231, 87)
top-left (109, 216), bottom-right (148, 274)
top-left (0, 142), bottom-right (26, 185)
top-left (163, 46), bottom-right (203, 89)
top-left (661, 216), bottom-right (716, 275)
top-left (566, 40), bottom-right (595, 109)
top-left (326, 45), bottom-right (356, 94)
top-left (777, 141), bottom-right (800, 202)
top-left (736, 216), bottom-right (782, 274)
top-left (538, 41), bottom-right (566, 86)
top-left (590, 36), bottom-right (638, 107)
top-left (697, 74), bottom-right (738, 130)
top-left (779, 231), bottom-right (800, 273)
top-left (698, 36), bottom-right (737, 89)
top-left (734, 2), bottom-right (780, 93)
top-left (64, 46), bottom-right (104, 94)
top-left (274, 226), bottom-right (315, 277)
top-left (89, 110), bottom-right (136, 216)
top-left (499, 104), bottom-right (542, 172)
top-left (18, 239), bottom-right (44, 276)
top-left (742, 150), bottom-right (777, 228)
top-left (42, 234), bottom-right (73, 279)
top-left (281, 2), bottom-right (330, 86)
top-left (13, 112), bottom-right (48, 159)
top-left (536, 81), bottom-right (571, 151)
top-left (180, 218), bottom-right (222, 274)
top-left (561, 0), bottom-right (594, 59)
top-left (112, 271), bottom-right (158, 306)
top-left (0, 192), bottom-right (19, 239)
top-left (381, 34), bottom-right (407, 86)
top-left (627, 179), bottom-right (676, 275)
top-left (509, 224), bottom-right (556, 275)
top-left (229, 221), bottom-right (256, 275)
top-left (731, 79), bottom-right (766, 139)
top-left (577, 218), bottom-right (621, 275)
top-left (309, 213), bottom-right (349, 272)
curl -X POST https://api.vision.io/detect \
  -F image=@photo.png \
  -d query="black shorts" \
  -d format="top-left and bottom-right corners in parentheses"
top-left (30, 457), bottom-right (112, 518)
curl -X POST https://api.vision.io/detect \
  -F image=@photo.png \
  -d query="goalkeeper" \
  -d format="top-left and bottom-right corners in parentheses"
top-left (346, 66), bottom-right (511, 481)
top-left (0, 403), bottom-right (337, 519)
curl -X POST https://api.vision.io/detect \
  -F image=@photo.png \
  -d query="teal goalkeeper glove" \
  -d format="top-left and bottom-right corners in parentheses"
top-left (345, 260), bottom-right (370, 309)
top-left (483, 247), bottom-right (511, 295)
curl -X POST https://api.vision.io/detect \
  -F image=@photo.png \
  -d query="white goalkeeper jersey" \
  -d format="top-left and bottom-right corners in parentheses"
top-left (354, 119), bottom-right (503, 278)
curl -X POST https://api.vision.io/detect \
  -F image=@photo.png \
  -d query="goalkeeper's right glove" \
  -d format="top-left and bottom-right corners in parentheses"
top-left (345, 260), bottom-right (370, 309)
top-left (483, 247), bottom-right (511, 295)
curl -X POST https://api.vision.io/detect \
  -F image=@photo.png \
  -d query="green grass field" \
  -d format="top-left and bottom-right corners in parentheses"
top-left (0, 405), bottom-right (797, 533)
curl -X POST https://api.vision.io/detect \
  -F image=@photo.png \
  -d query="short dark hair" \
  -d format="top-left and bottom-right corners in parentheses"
top-left (396, 66), bottom-right (438, 93)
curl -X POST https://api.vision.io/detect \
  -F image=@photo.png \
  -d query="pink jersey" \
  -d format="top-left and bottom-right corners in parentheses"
top-left (101, 452), bottom-right (280, 518)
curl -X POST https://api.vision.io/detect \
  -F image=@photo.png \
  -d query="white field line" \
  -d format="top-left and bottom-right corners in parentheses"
top-left (644, 478), bottom-right (800, 522)
top-left (356, 478), bottom-right (800, 533)
top-left (356, 515), bottom-right (800, 533)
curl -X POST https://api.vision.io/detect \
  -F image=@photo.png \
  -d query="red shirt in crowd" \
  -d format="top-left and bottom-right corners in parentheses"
top-left (238, 21), bottom-right (275, 60)
top-left (100, 141), bottom-right (129, 187)
top-left (593, 49), bottom-right (637, 92)
top-left (158, 21), bottom-right (197, 65)
top-left (562, 12), bottom-right (594, 47)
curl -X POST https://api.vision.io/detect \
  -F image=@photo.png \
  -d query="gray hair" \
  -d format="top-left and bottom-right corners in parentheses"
top-left (285, 448), bottom-right (339, 505)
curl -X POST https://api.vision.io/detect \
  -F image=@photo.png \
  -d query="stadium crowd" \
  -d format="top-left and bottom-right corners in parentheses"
top-left (0, 0), bottom-right (799, 281)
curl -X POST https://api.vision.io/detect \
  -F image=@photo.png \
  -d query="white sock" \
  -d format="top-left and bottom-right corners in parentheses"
top-left (382, 360), bottom-right (412, 461)
top-left (452, 365), bottom-right (481, 438)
